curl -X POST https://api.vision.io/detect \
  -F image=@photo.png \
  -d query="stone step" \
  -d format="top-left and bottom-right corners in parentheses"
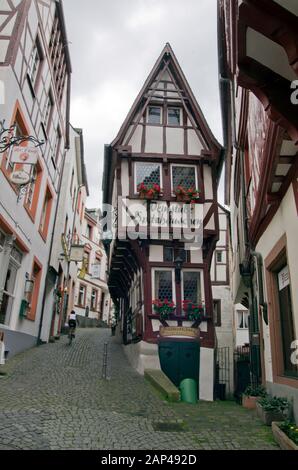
top-left (144, 369), bottom-right (180, 402)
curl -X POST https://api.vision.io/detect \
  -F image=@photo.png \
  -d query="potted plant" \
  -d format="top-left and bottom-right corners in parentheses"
top-left (272, 421), bottom-right (298, 450)
top-left (256, 396), bottom-right (291, 426)
top-left (137, 182), bottom-right (162, 200)
top-left (242, 384), bottom-right (267, 409)
top-left (152, 299), bottom-right (175, 320)
top-left (174, 186), bottom-right (200, 203)
top-left (182, 299), bottom-right (205, 322)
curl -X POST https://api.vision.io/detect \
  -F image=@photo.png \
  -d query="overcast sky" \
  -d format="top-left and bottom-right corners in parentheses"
top-left (63, 0), bottom-right (223, 208)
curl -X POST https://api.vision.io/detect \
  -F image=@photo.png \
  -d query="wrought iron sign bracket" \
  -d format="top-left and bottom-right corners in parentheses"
top-left (0, 119), bottom-right (44, 154)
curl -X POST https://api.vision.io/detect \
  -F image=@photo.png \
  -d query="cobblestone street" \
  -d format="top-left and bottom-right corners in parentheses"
top-left (0, 329), bottom-right (278, 450)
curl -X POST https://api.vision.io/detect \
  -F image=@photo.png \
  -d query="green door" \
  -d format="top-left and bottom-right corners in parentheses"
top-left (158, 339), bottom-right (200, 389)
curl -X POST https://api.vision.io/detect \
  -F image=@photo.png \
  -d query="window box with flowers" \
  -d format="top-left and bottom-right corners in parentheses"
top-left (174, 186), bottom-right (200, 203)
top-left (152, 299), bottom-right (175, 320)
top-left (182, 299), bottom-right (205, 322)
top-left (137, 183), bottom-right (162, 200)
top-left (272, 421), bottom-right (298, 450)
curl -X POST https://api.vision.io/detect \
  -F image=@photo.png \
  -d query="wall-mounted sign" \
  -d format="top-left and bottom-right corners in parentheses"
top-left (10, 146), bottom-right (38, 165)
top-left (278, 265), bottom-right (290, 291)
top-left (10, 170), bottom-right (31, 185)
top-left (70, 245), bottom-right (85, 262)
top-left (159, 326), bottom-right (200, 338)
top-left (91, 263), bottom-right (101, 279)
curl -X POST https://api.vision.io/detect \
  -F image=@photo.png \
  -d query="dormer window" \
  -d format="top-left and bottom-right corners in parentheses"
top-left (147, 106), bottom-right (162, 124)
top-left (168, 107), bottom-right (181, 126)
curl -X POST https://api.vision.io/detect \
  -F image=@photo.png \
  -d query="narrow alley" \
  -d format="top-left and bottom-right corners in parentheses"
top-left (0, 329), bottom-right (277, 450)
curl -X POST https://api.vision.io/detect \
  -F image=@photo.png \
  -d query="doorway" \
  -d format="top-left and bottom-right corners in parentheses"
top-left (0, 262), bottom-right (18, 326)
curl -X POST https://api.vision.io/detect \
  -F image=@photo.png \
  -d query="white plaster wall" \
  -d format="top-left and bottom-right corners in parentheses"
top-left (145, 126), bottom-right (163, 153)
top-left (128, 125), bottom-right (142, 153)
top-left (149, 245), bottom-right (163, 262)
top-left (187, 129), bottom-right (203, 155)
top-left (203, 165), bottom-right (213, 200)
top-left (166, 128), bottom-right (184, 154)
top-left (199, 347), bottom-right (214, 401)
top-left (123, 341), bottom-right (160, 375)
top-left (121, 160), bottom-right (129, 197)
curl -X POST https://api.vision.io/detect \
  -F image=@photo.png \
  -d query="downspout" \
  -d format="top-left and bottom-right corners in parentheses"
top-left (250, 251), bottom-right (268, 326)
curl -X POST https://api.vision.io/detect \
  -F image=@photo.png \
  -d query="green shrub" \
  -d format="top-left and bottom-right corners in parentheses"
top-left (279, 421), bottom-right (298, 445)
top-left (258, 396), bottom-right (290, 414)
top-left (243, 385), bottom-right (267, 397)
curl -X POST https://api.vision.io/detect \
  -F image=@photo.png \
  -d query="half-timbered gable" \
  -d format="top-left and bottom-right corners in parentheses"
top-left (103, 44), bottom-right (223, 401)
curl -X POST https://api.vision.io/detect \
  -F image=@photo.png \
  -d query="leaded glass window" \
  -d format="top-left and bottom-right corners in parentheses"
top-left (168, 108), bottom-right (181, 126)
top-left (147, 106), bottom-right (162, 124)
top-left (135, 162), bottom-right (161, 190)
top-left (171, 165), bottom-right (197, 192)
top-left (154, 270), bottom-right (173, 301)
top-left (183, 271), bottom-right (201, 304)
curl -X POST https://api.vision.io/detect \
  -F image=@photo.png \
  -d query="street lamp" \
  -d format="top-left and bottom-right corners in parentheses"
top-left (174, 254), bottom-right (184, 284)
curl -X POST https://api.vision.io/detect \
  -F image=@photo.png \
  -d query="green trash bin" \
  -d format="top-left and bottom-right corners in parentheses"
top-left (180, 378), bottom-right (198, 404)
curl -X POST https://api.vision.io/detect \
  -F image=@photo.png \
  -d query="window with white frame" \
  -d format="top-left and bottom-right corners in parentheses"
top-left (91, 289), bottom-right (97, 311)
top-left (135, 162), bottom-right (162, 192)
top-left (153, 269), bottom-right (175, 302)
top-left (171, 165), bottom-right (197, 193)
top-left (216, 250), bottom-right (224, 263)
top-left (147, 106), bottom-right (162, 124)
top-left (237, 311), bottom-right (249, 329)
top-left (182, 271), bottom-right (202, 304)
top-left (43, 92), bottom-right (53, 130)
top-left (167, 107), bottom-right (181, 126)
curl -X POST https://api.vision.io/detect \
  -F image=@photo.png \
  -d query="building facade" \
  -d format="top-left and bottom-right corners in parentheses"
top-left (41, 125), bottom-right (89, 340)
top-left (103, 44), bottom-right (223, 400)
top-left (219, 0), bottom-right (298, 418)
top-left (0, 0), bottom-right (71, 355)
top-left (74, 208), bottom-right (111, 324)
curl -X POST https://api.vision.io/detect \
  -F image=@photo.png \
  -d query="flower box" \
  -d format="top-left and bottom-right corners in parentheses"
top-left (256, 402), bottom-right (286, 426)
top-left (174, 186), bottom-right (200, 203)
top-left (137, 182), bottom-right (162, 200)
top-left (242, 395), bottom-right (259, 409)
top-left (272, 422), bottom-right (298, 450)
top-left (152, 299), bottom-right (175, 321)
top-left (256, 396), bottom-right (290, 426)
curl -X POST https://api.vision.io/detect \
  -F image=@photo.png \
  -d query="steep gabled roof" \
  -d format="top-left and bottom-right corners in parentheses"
top-left (111, 43), bottom-right (222, 155)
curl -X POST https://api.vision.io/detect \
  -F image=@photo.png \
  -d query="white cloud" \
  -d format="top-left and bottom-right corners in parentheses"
top-left (63, 0), bottom-right (223, 208)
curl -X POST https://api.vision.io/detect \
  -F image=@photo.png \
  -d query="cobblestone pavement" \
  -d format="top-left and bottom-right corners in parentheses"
top-left (0, 329), bottom-right (278, 450)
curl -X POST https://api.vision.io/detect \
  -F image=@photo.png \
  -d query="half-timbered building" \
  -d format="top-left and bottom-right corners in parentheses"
top-left (0, 0), bottom-right (71, 355)
top-left (219, 0), bottom-right (298, 418)
top-left (103, 44), bottom-right (223, 400)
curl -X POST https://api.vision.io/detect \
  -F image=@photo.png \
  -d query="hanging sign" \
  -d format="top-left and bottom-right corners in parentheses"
top-left (278, 265), bottom-right (290, 291)
top-left (159, 326), bottom-right (200, 339)
top-left (10, 146), bottom-right (38, 165)
top-left (70, 245), bottom-right (85, 262)
top-left (10, 170), bottom-right (31, 185)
